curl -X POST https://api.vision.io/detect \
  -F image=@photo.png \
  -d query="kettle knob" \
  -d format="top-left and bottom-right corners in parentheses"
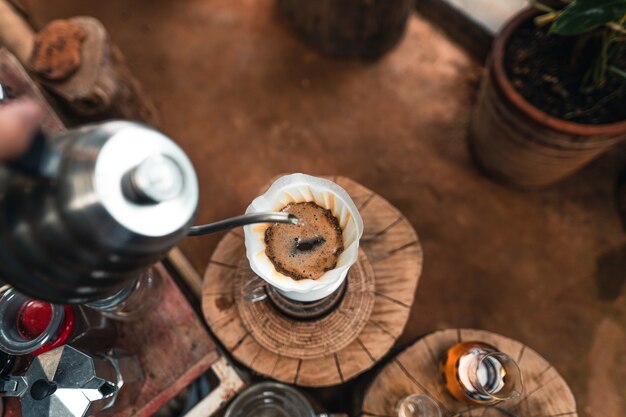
top-left (122, 154), bottom-right (185, 204)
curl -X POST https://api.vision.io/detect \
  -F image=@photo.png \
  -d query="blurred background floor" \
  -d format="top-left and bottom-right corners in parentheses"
top-left (14, 1), bottom-right (626, 416)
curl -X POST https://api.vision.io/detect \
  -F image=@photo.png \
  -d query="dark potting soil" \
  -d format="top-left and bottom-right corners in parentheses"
top-left (505, 20), bottom-right (626, 125)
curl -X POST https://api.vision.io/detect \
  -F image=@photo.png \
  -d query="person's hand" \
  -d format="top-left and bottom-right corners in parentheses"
top-left (0, 100), bottom-right (42, 160)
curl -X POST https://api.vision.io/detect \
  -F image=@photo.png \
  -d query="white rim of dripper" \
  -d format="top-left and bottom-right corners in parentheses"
top-left (244, 174), bottom-right (363, 294)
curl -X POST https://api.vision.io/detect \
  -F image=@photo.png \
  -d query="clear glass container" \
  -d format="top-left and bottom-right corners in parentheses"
top-left (440, 342), bottom-right (523, 405)
top-left (86, 267), bottom-right (163, 321)
top-left (397, 394), bottom-right (442, 417)
top-left (225, 382), bottom-right (316, 417)
top-left (73, 305), bottom-right (118, 352)
top-left (0, 289), bottom-right (116, 355)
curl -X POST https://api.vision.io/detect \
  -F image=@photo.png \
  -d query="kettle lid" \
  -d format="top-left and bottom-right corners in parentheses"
top-left (89, 121), bottom-right (198, 238)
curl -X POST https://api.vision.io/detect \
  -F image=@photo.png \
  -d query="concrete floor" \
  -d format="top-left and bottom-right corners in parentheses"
top-left (19, 1), bottom-right (626, 416)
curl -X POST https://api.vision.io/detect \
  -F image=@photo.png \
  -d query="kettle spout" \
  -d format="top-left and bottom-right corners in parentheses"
top-left (187, 212), bottom-right (299, 236)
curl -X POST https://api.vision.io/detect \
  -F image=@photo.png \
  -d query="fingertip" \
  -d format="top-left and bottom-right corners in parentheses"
top-left (11, 99), bottom-right (44, 126)
top-left (0, 100), bottom-right (43, 160)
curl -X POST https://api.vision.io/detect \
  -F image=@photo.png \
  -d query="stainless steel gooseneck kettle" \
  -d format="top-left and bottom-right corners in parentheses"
top-left (0, 121), bottom-right (200, 303)
top-left (0, 114), bottom-right (297, 304)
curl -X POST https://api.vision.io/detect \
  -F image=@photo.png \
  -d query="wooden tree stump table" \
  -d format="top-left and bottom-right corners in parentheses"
top-left (203, 176), bottom-right (423, 387)
top-left (361, 329), bottom-right (578, 417)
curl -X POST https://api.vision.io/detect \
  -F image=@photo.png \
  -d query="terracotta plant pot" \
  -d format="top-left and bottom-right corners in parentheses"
top-left (278, 0), bottom-right (413, 60)
top-left (469, 8), bottom-right (626, 189)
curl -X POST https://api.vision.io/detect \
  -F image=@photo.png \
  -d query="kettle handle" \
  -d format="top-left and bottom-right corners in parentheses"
top-left (7, 130), bottom-right (53, 177)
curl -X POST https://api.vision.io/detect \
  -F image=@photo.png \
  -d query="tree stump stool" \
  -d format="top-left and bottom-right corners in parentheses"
top-left (361, 329), bottom-right (578, 417)
top-left (278, 0), bottom-right (414, 60)
top-left (203, 176), bottom-right (423, 387)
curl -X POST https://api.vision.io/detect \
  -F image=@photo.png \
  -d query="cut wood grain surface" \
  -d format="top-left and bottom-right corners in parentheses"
top-left (360, 329), bottom-right (578, 417)
top-left (203, 176), bottom-right (423, 387)
top-left (236, 248), bottom-right (375, 359)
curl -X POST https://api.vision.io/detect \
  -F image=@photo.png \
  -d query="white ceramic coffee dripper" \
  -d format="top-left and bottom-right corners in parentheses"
top-left (244, 174), bottom-right (363, 302)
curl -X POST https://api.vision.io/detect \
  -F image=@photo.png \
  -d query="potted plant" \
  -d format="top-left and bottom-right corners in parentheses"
top-left (469, 0), bottom-right (626, 188)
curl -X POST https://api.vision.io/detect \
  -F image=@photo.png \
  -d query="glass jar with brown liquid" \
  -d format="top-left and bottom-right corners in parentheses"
top-left (440, 342), bottom-right (523, 405)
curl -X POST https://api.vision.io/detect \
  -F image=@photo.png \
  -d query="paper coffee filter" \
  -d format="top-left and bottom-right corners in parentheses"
top-left (244, 174), bottom-right (363, 296)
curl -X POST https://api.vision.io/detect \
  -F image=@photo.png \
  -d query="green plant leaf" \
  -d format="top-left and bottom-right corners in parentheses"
top-left (551, 0), bottom-right (626, 35)
top-left (529, 0), bottom-right (555, 13)
top-left (609, 65), bottom-right (626, 79)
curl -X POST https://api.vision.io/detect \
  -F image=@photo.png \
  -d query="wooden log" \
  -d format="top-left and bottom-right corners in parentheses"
top-left (278, 0), bottom-right (414, 60)
top-left (0, 1), bottom-right (159, 126)
top-left (38, 17), bottom-right (160, 125)
top-left (360, 329), bottom-right (578, 417)
top-left (203, 176), bottom-right (423, 387)
top-left (0, 0), bottom-right (33, 63)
